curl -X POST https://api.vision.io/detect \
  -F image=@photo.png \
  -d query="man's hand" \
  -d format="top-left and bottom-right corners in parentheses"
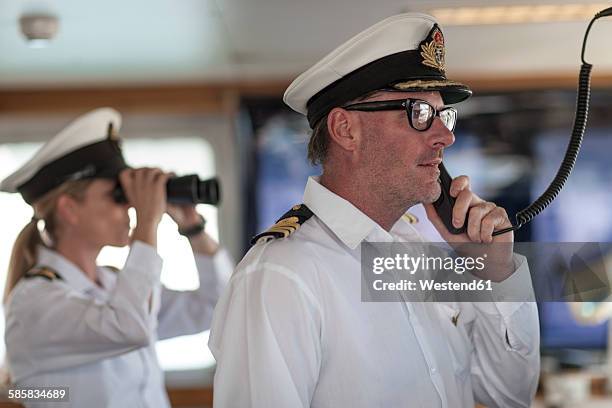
top-left (424, 175), bottom-right (515, 281)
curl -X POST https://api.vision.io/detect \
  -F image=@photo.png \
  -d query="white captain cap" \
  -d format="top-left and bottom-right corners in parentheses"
top-left (0, 108), bottom-right (127, 204)
top-left (284, 12), bottom-right (472, 128)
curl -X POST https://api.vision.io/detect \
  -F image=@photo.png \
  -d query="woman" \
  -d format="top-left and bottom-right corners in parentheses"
top-left (0, 108), bottom-right (232, 407)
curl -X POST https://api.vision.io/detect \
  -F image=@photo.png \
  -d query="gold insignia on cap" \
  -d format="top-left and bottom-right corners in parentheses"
top-left (402, 212), bottom-right (419, 224)
top-left (420, 26), bottom-right (446, 73)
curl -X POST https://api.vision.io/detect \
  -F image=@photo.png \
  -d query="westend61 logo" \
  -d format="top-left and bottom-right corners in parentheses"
top-left (372, 253), bottom-right (487, 275)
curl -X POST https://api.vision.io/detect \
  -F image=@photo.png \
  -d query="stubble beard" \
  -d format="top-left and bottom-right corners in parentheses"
top-left (375, 169), bottom-right (441, 213)
top-left (421, 177), bottom-right (442, 204)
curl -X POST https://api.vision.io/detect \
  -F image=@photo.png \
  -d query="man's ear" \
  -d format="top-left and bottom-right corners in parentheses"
top-left (327, 107), bottom-right (361, 153)
top-left (55, 194), bottom-right (79, 226)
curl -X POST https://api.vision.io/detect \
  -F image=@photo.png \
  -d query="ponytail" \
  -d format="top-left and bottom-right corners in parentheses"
top-left (3, 179), bottom-right (92, 303)
top-left (4, 220), bottom-right (43, 303)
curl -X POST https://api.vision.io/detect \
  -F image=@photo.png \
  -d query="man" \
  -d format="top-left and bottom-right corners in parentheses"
top-left (209, 13), bottom-right (539, 408)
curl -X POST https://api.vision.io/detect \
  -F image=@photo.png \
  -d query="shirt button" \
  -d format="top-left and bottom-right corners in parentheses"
top-left (430, 367), bottom-right (437, 375)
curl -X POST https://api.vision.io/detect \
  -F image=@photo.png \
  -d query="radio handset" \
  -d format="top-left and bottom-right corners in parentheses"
top-left (435, 7), bottom-right (612, 236)
top-left (432, 162), bottom-right (466, 234)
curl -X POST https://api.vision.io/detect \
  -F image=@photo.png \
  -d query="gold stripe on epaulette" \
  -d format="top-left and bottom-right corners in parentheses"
top-left (262, 216), bottom-right (300, 238)
top-left (250, 204), bottom-right (314, 245)
top-left (255, 235), bottom-right (277, 245)
top-left (25, 266), bottom-right (62, 281)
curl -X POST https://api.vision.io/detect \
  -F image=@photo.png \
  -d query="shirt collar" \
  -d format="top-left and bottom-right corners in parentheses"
top-left (36, 246), bottom-right (97, 293)
top-left (303, 176), bottom-right (394, 249)
top-left (96, 266), bottom-right (118, 291)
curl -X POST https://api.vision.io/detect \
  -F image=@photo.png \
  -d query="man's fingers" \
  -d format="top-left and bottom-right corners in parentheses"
top-left (481, 207), bottom-right (511, 244)
top-left (449, 175), bottom-right (486, 229)
top-left (467, 202), bottom-right (497, 243)
top-left (449, 175), bottom-right (469, 198)
top-left (451, 188), bottom-right (474, 228)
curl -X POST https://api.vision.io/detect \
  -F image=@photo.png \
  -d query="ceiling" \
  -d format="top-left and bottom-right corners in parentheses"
top-left (1, 0), bottom-right (612, 89)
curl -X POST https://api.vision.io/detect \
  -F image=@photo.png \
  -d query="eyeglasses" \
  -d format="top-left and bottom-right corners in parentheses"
top-left (342, 98), bottom-right (457, 132)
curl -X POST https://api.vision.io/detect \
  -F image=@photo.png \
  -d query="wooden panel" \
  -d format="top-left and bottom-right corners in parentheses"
top-left (0, 85), bottom-right (233, 116)
top-left (0, 387), bottom-right (213, 408)
top-left (0, 81), bottom-right (292, 116)
top-left (167, 387), bottom-right (213, 407)
top-left (1, 73), bottom-right (612, 117)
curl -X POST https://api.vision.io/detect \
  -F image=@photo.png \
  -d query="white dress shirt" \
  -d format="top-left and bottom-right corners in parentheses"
top-left (5, 241), bottom-right (232, 408)
top-left (210, 176), bottom-right (540, 408)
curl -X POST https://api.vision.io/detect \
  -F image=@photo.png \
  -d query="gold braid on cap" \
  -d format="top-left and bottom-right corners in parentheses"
top-left (393, 80), bottom-right (464, 90)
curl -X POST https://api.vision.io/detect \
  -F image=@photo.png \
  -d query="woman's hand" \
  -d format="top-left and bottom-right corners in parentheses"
top-left (119, 168), bottom-right (170, 248)
top-left (167, 204), bottom-right (220, 256)
top-left (166, 204), bottom-right (201, 230)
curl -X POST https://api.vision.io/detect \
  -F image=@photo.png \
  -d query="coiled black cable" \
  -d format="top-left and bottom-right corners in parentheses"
top-left (492, 7), bottom-right (612, 236)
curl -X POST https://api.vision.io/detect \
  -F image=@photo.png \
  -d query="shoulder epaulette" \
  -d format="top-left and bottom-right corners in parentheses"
top-left (402, 212), bottom-right (419, 224)
top-left (24, 266), bottom-right (62, 281)
top-left (251, 204), bottom-right (314, 245)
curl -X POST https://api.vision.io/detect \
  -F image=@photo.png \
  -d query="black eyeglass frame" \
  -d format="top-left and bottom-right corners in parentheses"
top-left (342, 98), bottom-right (458, 132)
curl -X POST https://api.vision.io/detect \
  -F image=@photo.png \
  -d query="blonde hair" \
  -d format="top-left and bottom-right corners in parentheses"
top-left (4, 180), bottom-right (93, 302)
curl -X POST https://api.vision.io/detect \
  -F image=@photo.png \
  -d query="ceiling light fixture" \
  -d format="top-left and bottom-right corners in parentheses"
top-left (430, 3), bottom-right (610, 25)
top-left (19, 13), bottom-right (59, 48)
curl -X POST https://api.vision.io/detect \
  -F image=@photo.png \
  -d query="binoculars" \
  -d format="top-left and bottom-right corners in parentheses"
top-left (113, 174), bottom-right (221, 205)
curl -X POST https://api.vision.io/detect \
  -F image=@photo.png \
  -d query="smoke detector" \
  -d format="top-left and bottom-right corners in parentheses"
top-left (19, 13), bottom-right (59, 48)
